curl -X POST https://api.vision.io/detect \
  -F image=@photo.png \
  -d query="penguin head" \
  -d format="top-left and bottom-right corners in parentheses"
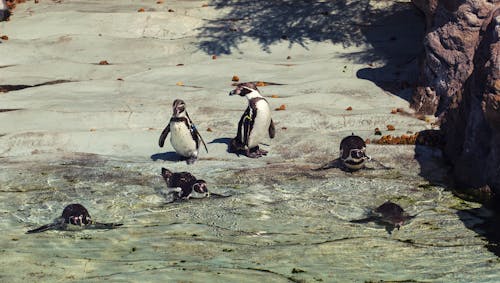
top-left (172, 99), bottom-right (186, 117)
top-left (229, 82), bottom-right (261, 99)
top-left (339, 135), bottom-right (371, 170)
top-left (192, 180), bottom-right (209, 197)
top-left (61, 204), bottom-right (92, 226)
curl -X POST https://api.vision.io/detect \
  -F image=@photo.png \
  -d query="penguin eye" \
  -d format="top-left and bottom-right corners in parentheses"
top-left (240, 87), bottom-right (253, 96)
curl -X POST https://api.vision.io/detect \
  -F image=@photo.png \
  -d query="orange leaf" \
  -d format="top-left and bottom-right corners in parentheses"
top-left (275, 104), bottom-right (286, 111)
top-left (232, 75), bottom-right (240, 82)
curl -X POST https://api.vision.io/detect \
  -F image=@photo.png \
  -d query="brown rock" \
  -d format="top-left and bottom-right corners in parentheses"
top-left (412, 0), bottom-right (500, 201)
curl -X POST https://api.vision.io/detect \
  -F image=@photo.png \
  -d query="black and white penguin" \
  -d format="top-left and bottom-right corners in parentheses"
top-left (228, 82), bottom-right (275, 158)
top-left (0, 0), bottom-right (10, 22)
top-left (161, 167), bottom-right (209, 200)
top-left (158, 99), bottom-right (208, 164)
top-left (339, 134), bottom-right (371, 171)
top-left (26, 203), bottom-right (123, 234)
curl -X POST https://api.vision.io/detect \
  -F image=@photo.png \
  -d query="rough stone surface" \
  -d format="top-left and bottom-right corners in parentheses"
top-left (412, 0), bottom-right (500, 198)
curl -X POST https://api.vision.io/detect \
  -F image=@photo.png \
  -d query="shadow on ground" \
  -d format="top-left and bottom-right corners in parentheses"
top-left (198, 1), bottom-right (425, 101)
top-left (198, 0), bottom-right (374, 55)
top-left (458, 208), bottom-right (500, 257)
top-left (151, 152), bottom-right (181, 162)
top-left (414, 132), bottom-right (500, 258)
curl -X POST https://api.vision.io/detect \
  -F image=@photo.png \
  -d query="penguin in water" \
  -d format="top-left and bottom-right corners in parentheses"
top-left (350, 201), bottom-right (415, 234)
top-left (159, 99), bottom-right (208, 164)
top-left (26, 203), bottom-right (122, 234)
top-left (339, 134), bottom-right (371, 171)
top-left (161, 167), bottom-right (209, 200)
top-left (228, 82), bottom-right (275, 158)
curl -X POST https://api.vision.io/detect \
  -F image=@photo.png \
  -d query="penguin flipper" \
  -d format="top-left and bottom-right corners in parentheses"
top-left (349, 216), bottom-right (377, 224)
top-left (192, 125), bottom-right (208, 153)
top-left (158, 124), bottom-right (171, 147)
top-left (185, 112), bottom-right (208, 153)
top-left (91, 222), bottom-right (123, 229)
top-left (26, 223), bottom-right (60, 234)
top-left (268, 119), bottom-right (275, 139)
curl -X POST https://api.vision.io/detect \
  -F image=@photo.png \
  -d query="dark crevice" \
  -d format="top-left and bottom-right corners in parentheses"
top-left (0, 109), bottom-right (22, 113)
top-left (0, 80), bottom-right (74, 93)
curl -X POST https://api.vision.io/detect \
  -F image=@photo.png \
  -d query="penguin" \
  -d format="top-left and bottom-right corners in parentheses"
top-left (158, 99), bottom-right (208, 164)
top-left (374, 201), bottom-right (414, 230)
top-left (26, 203), bottom-right (123, 234)
top-left (0, 0), bottom-right (10, 22)
top-left (161, 167), bottom-right (209, 200)
top-left (339, 134), bottom-right (371, 171)
top-left (228, 82), bottom-right (275, 158)
top-left (350, 201), bottom-right (415, 234)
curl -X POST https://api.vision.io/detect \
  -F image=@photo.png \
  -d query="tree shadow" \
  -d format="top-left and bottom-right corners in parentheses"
top-left (198, 0), bottom-right (374, 55)
top-left (353, 3), bottom-right (425, 102)
top-left (197, 1), bottom-right (425, 101)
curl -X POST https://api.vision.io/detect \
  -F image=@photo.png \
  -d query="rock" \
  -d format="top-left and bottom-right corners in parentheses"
top-left (412, 0), bottom-right (500, 202)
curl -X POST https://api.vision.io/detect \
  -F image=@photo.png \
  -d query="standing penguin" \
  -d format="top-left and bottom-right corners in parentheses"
top-left (229, 82), bottom-right (275, 158)
top-left (159, 99), bottom-right (208, 164)
top-left (26, 203), bottom-right (122, 234)
top-left (339, 134), bottom-right (371, 171)
top-left (161, 167), bottom-right (209, 200)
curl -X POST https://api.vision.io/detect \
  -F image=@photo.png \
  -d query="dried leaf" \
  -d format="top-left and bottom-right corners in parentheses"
top-left (387, 125), bottom-right (396, 131)
top-left (232, 75), bottom-right (240, 82)
top-left (345, 106), bottom-right (352, 111)
top-left (271, 95), bottom-right (279, 98)
top-left (0, 35), bottom-right (9, 40)
top-left (137, 8), bottom-right (145, 12)
top-left (275, 104), bottom-right (286, 111)
top-left (98, 60), bottom-right (109, 65)
top-left (206, 128), bottom-right (213, 132)
top-left (176, 81), bottom-right (184, 86)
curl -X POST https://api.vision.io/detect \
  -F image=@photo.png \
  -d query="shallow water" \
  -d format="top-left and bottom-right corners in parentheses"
top-left (1, 152), bottom-right (499, 282)
top-left (1, 0), bottom-right (499, 281)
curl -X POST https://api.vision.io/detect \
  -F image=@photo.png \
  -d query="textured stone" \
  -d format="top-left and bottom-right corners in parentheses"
top-left (412, 0), bottom-right (500, 200)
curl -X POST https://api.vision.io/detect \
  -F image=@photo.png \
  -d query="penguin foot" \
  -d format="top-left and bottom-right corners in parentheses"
top-left (186, 156), bottom-right (197, 165)
top-left (246, 148), bottom-right (268, 158)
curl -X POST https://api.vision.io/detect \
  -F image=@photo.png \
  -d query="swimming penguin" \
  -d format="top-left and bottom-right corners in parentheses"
top-left (158, 99), bottom-right (208, 164)
top-left (350, 201), bottom-right (415, 234)
top-left (161, 167), bottom-right (209, 200)
top-left (228, 82), bottom-right (275, 158)
top-left (26, 203), bottom-right (123, 234)
top-left (339, 134), bottom-right (371, 171)
top-left (374, 201), bottom-right (414, 229)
